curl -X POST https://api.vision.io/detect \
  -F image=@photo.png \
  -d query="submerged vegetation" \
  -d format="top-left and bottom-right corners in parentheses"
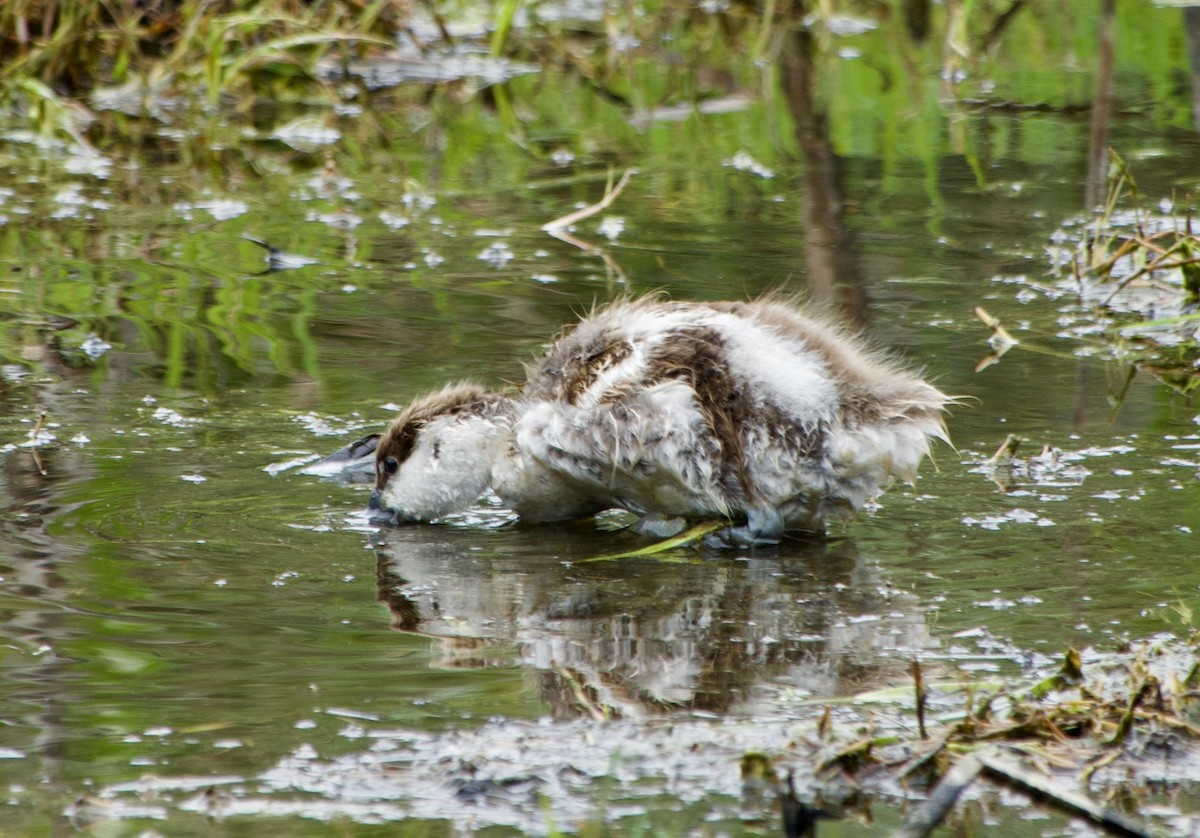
top-left (0, 0), bottom-right (404, 100)
top-left (974, 152), bottom-right (1200, 398)
top-left (1067, 153), bottom-right (1200, 395)
top-left (3, 0), bottom-right (1198, 387)
top-left (838, 637), bottom-right (1200, 837)
top-left (977, 150), bottom-right (1200, 399)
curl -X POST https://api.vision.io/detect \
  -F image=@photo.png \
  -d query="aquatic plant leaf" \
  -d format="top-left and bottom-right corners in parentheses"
top-left (222, 32), bottom-right (393, 84)
top-left (1029, 648), bottom-right (1084, 699)
top-left (580, 520), bottom-right (728, 562)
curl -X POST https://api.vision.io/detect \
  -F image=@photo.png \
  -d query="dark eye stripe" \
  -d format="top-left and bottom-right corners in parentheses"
top-left (375, 419), bottom-right (426, 484)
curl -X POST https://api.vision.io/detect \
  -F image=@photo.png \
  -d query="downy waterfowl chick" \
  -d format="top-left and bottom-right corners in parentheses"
top-left (368, 298), bottom-right (950, 547)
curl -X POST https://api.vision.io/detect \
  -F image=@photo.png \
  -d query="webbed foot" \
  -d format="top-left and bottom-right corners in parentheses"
top-left (629, 514), bottom-right (688, 539)
top-left (703, 506), bottom-right (785, 550)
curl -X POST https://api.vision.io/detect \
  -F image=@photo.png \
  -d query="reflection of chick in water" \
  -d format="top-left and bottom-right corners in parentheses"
top-left (374, 529), bottom-right (937, 719)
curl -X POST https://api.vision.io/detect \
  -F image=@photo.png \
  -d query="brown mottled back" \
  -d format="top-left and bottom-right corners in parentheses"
top-left (524, 323), bottom-right (634, 405)
top-left (639, 324), bottom-right (759, 504)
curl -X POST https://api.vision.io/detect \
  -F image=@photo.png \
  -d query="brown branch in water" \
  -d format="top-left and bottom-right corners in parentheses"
top-left (541, 169), bottom-right (635, 285)
top-left (987, 433), bottom-right (1024, 464)
top-left (1100, 235), bottom-right (1198, 306)
top-left (418, 0), bottom-right (455, 46)
top-left (956, 98), bottom-right (1093, 115)
top-left (555, 666), bottom-right (610, 722)
top-left (816, 737), bottom-right (876, 775)
top-left (1108, 676), bottom-right (1161, 746)
top-left (1080, 748), bottom-right (1123, 783)
top-left (895, 752), bottom-right (983, 838)
top-left (973, 306), bottom-right (1018, 372)
top-left (976, 750), bottom-right (1155, 838)
top-left (912, 658), bottom-right (928, 740)
top-left (29, 410), bottom-right (48, 476)
top-left (817, 705), bottom-right (832, 740)
top-left (1141, 709), bottom-right (1200, 738)
top-left (1089, 235), bottom-right (1141, 277)
top-left (897, 730), bottom-right (952, 783)
top-left (541, 168), bottom-right (634, 231)
top-left (980, 1), bottom-right (1027, 53)
top-left (543, 226), bottom-right (628, 285)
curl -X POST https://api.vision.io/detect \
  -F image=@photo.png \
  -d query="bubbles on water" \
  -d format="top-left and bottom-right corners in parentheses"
top-left (477, 241), bottom-right (514, 268)
top-left (173, 198), bottom-right (248, 221)
top-left (151, 407), bottom-right (203, 427)
top-left (270, 118), bottom-right (341, 152)
top-left (379, 210), bottom-right (409, 230)
top-left (401, 189), bottom-right (436, 213)
top-left (596, 216), bottom-right (624, 241)
top-left (272, 571), bottom-right (300, 588)
top-left (80, 334), bottom-right (112, 359)
top-left (976, 596), bottom-right (1017, 610)
top-left (0, 364), bottom-right (26, 382)
top-left (292, 413), bottom-right (357, 437)
top-left (961, 509), bottom-right (1055, 530)
top-left (309, 208), bottom-right (362, 229)
top-left (51, 183), bottom-right (110, 219)
top-left (723, 150), bottom-right (774, 179)
top-left (64, 150), bottom-right (112, 179)
top-left (820, 14), bottom-right (877, 35)
top-left (304, 170), bottom-right (357, 202)
top-left (263, 454), bottom-right (321, 476)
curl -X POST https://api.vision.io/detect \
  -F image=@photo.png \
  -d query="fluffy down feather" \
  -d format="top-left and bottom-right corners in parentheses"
top-left (370, 298), bottom-right (951, 540)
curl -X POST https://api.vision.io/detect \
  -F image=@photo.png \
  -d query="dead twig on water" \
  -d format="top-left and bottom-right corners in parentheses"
top-left (977, 749), bottom-right (1157, 838)
top-left (774, 638), bottom-right (1200, 836)
top-left (895, 752), bottom-right (983, 838)
top-left (543, 225), bottom-right (629, 285)
top-left (541, 168), bottom-right (635, 286)
top-left (1107, 676), bottom-right (1161, 746)
top-left (29, 410), bottom-right (48, 475)
top-left (554, 666), bottom-right (610, 722)
top-left (1100, 235), bottom-right (1200, 306)
top-left (973, 306), bottom-right (1017, 371)
top-left (541, 168), bottom-right (634, 232)
top-left (780, 770), bottom-right (832, 838)
top-left (986, 433), bottom-right (1024, 464)
top-left (911, 659), bottom-right (928, 739)
top-left (897, 747), bottom-right (1158, 838)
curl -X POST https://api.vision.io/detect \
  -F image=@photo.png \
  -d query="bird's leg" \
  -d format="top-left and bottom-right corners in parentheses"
top-left (629, 513), bottom-right (688, 539)
top-left (703, 505), bottom-right (785, 550)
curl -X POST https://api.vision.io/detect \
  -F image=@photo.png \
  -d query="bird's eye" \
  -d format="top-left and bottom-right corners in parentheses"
top-left (383, 456), bottom-right (399, 475)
